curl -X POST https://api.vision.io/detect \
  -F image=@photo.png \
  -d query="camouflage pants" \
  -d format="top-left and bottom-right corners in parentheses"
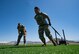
top-left (16, 33), bottom-right (26, 45)
top-left (38, 25), bottom-right (56, 45)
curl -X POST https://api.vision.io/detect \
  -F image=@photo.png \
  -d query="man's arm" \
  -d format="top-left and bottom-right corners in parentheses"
top-left (18, 30), bottom-right (20, 34)
top-left (17, 25), bottom-right (20, 34)
top-left (47, 16), bottom-right (51, 26)
top-left (42, 13), bottom-right (51, 26)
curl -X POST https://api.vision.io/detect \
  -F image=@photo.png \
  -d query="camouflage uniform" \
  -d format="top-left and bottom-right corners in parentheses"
top-left (34, 12), bottom-right (56, 46)
top-left (16, 24), bottom-right (26, 45)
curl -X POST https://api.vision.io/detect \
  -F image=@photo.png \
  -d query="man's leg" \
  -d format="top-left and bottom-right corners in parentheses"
top-left (23, 36), bottom-right (26, 45)
top-left (16, 33), bottom-right (22, 45)
top-left (38, 27), bottom-right (46, 46)
top-left (45, 26), bottom-right (57, 46)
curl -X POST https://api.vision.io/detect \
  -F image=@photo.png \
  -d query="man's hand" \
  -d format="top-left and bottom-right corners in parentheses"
top-left (49, 23), bottom-right (51, 26)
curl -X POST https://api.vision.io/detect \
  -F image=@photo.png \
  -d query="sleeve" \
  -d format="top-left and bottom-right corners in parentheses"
top-left (41, 12), bottom-right (49, 18)
top-left (41, 12), bottom-right (51, 25)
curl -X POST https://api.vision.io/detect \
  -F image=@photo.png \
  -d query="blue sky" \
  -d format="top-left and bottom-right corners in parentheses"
top-left (0, 0), bottom-right (79, 42)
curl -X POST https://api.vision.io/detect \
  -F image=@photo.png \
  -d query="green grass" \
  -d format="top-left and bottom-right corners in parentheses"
top-left (0, 44), bottom-right (79, 54)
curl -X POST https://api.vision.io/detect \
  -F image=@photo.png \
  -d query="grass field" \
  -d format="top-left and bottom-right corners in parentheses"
top-left (0, 44), bottom-right (79, 54)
